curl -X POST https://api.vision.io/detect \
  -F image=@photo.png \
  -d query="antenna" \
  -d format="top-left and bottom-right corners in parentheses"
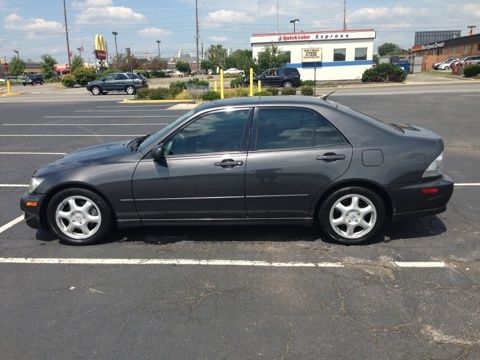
top-left (343, 0), bottom-right (347, 30)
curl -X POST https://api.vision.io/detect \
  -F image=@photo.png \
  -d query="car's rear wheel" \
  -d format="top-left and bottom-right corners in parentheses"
top-left (283, 81), bottom-right (293, 88)
top-left (91, 86), bottom-right (101, 95)
top-left (125, 85), bottom-right (136, 95)
top-left (47, 188), bottom-right (112, 245)
top-left (318, 186), bottom-right (385, 245)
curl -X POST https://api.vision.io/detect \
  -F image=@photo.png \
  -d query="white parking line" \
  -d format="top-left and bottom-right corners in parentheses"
top-left (0, 134), bottom-right (141, 137)
top-left (0, 257), bottom-right (448, 268)
top-left (0, 215), bottom-right (24, 234)
top-left (0, 152), bottom-right (66, 155)
top-left (2, 123), bottom-right (167, 126)
top-left (455, 183), bottom-right (480, 187)
top-left (0, 184), bottom-right (27, 187)
top-left (75, 109), bottom-right (172, 112)
top-left (44, 115), bottom-right (175, 118)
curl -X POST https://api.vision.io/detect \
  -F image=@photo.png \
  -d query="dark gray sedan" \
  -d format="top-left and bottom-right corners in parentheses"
top-left (21, 97), bottom-right (453, 245)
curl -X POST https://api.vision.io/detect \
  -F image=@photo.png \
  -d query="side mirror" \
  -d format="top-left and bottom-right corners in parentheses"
top-left (102, 78), bottom-right (106, 82)
top-left (151, 143), bottom-right (165, 162)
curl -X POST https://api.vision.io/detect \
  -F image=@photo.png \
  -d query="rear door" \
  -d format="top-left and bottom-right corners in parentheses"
top-left (113, 73), bottom-right (129, 91)
top-left (245, 107), bottom-right (352, 219)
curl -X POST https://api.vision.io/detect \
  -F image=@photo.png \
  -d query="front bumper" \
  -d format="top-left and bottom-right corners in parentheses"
top-left (389, 175), bottom-right (454, 222)
top-left (20, 192), bottom-right (46, 229)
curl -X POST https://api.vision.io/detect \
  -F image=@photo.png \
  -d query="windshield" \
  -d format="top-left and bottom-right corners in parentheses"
top-left (138, 109), bottom-right (196, 153)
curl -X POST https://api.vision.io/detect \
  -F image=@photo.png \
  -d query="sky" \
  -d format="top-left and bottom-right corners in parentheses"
top-left (0, 0), bottom-right (479, 63)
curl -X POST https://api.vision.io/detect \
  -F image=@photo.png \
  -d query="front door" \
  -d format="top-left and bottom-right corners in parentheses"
top-left (245, 107), bottom-right (352, 219)
top-left (132, 108), bottom-right (252, 221)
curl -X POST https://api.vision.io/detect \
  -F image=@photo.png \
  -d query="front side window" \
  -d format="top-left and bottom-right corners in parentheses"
top-left (334, 48), bottom-right (346, 61)
top-left (104, 75), bottom-right (114, 81)
top-left (355, 48), bottom-right (367, 61)
top-left (164, 109), bottom-right (249, 156)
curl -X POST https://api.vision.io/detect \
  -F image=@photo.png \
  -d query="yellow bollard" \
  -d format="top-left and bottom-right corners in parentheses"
top-left (6, 80), bottom-right (11, 94)
top-left (257, 80), bottom-right (262, 93)
top-left (214, 80), bottom-right (217, 92)
top-left (249, 68), bottom-right (254, 96)
top-left (220, 69), bottom-right (224, 99)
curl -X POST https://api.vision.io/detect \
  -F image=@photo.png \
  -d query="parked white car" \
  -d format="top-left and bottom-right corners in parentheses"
top-left (437, 58), bottom-right (456, 70)
top-left (223, 68), bottom-right (244, 75)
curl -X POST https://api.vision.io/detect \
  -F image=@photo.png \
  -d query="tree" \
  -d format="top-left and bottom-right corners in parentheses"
top-left (9, 57), bottom-right (26, 76)
top-left (111, 54), bottom-right (141, 71)
top-left (73, 67), bottom-right (96, 86)
top-left (143, 57), bottom-right (167, 71)
top-left (377, 42), bottom-right (408, 56)
top-left (201, 59), bottom-right (213, 72)
top-left (70, 55), bottom-right (84, 73)
top-left (225, 49), bottom-right (255, 71)
top-left (206, 44), bottom-right (228, 69)
top-left (175, 60), bottom-right (191, 73)
top-left (40, 54), bottom-right (57, 80)
top-left (256, 45), bottom-right (290, 73)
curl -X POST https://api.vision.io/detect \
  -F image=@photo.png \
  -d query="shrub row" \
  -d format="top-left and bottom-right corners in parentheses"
top-left (362, 63), bottom-right (407, 83)
top-left (464, 64), bottom-right (480, 77)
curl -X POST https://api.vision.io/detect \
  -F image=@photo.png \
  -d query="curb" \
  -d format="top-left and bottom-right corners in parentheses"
top-left (121, 99), bottom-right (199, 104)
top-left (0, 92), bottom-right (22, 97)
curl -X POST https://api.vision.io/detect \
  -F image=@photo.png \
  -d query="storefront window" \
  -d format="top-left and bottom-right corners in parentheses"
top-left (334, 48), bottom-right (346, 61)
top-left (354, 48), bottom-right (367, 60)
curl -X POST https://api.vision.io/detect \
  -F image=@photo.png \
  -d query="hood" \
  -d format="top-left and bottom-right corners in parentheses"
top-left (35, 140), bottom-right (137, 177)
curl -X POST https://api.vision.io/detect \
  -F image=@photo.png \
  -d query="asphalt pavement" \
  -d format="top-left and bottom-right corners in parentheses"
top-left (0, 84), bottom-right (479, 359)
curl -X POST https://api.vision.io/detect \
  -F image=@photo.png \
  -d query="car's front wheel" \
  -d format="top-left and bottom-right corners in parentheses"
top-left (125, 85), bottom-right (136, 95)
top-left (47, 188), bottom-right (112, 245)
top-left (318, 186), bottom-right (386, 245)
top-left (91, 86), bottom-right (101, 95)
top-left (283, 80), bottom-right (293, 88)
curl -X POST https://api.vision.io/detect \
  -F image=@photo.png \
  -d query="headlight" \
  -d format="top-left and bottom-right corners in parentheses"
top-left (422, 151), bottom-right (444, 179)
top-left (28, 177), bottom-right (44, 194)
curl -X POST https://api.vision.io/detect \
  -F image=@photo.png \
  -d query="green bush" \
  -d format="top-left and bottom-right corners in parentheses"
top-left (187, 78), bottom-right (209, 87)
top-left (301, 80), bottom-right (315, 86)
top-left (255, 90), bottom-right (273, 96)
top-left (463, 64), bottom-right (480, 77)
top-left (281, 87), bottom-right (296, 95)
top-left (202, 91), bottom-right (221, 101)
top-left (151, 70), bottom-right (167, 78)
top-left (61, 75), bottom-right (75, 88)
top-left (267, 88), bottom-right (279, 95)
top-left (73, 67), bottom-right (96, 86)
top-left (230, 76), bottom-right (245, 88)
top-left (361, 63), bottom-right (407, 82)
top-left (136, 87), bottom-right (171, 100)
top-left (169, 81), bottom-right (187, 97)
top-left (300, 86), bottom-right (314, 96)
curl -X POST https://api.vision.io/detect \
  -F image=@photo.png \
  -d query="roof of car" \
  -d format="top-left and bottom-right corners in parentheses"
top-left (195, 95), bottom-right (337, 112)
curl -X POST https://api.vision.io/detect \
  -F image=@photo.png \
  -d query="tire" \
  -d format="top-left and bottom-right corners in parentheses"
top-left (283, 81), bottom-right (293, 88)
top-left (91, 86), bottom-right (101, 95)
top-left (46, 188), bottom-right (112, 245)
top-left (125, 85), bottom-right (136, 95)
top-left (318, 186), bottom-right (386, 245)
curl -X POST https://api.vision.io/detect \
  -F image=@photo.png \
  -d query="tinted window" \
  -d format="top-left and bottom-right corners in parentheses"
top-left (164, 110), bottom-right (249, 156)
top-left (334, 48), bottom-right (346, 61)
top-left (315, 117), bottom-right (346, 146)
top-left (283, 68), bottom-right (299, 76)
top-left (104, 75), bottom-right (114, 81)
top-left (115, 74), bottom-right (128, 80)
top-left (256, 109), bottom-right (315, 150)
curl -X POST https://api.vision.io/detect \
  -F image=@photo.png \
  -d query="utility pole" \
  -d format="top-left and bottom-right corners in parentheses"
top-left (276, 0), bottom-right (279, 33)
top-left (343, 0), bottom-right (347, 30)
top-left (63, 0), bottom-right (71, 72)
top-left (201, 42), bottom-right (204, 60)
top-left (195, 0), bottom-right (199, 74)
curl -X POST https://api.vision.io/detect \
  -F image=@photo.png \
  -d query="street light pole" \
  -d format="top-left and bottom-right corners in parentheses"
top-left (289, 19), bottom-right (299, 33)
top-left (112, 31), bottom-right (119, 58)
top-left (13, 50), bottom-right (19, 59)
top-left (156, 40), bottom-right (161, 58)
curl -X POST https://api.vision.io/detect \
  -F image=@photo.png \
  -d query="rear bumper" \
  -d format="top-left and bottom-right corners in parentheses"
top-left (20, 193), bottom-right (46, 229)
top-left (389, 175), bottom-right (454, 222)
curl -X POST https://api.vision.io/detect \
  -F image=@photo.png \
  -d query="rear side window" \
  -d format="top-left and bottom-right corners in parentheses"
top-left (283, 68), bottom-right (299, 76)
top-left (115, 74), bottom-right (128, 80)
top-left (255, 108), bottom-right (346, 150)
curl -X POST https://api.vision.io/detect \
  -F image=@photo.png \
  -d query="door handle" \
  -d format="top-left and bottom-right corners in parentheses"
top-left (214, 159), bottom-right (244, 168)
top-left (316, 153), bottom-right (346, 162)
